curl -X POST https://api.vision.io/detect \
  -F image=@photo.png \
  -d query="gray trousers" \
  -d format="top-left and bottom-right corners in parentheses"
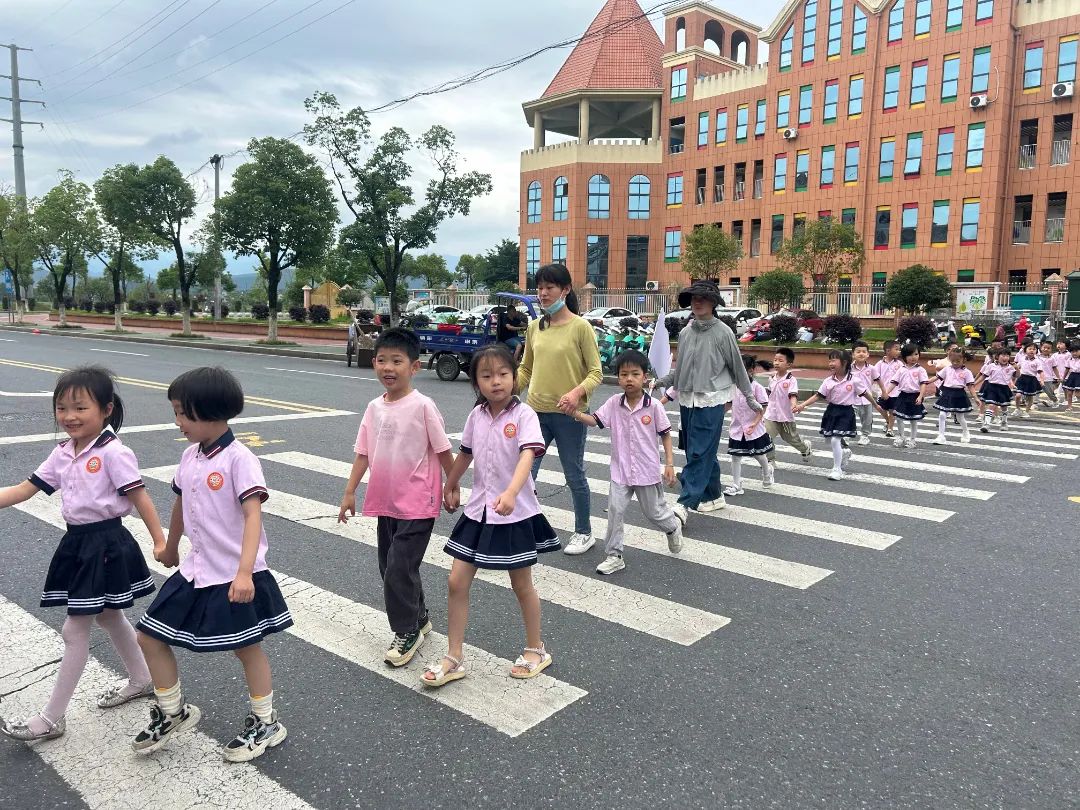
top-left (854, 403), bottom-right (873, 437)
top-left (1042, 381), bottom-right (1059, 402)
top-left (376, 516), bottom-right (434, 634)
top-left (765, 419), bottom-right (810, 461)
top-left (605, 482), bottom-right (679, 555)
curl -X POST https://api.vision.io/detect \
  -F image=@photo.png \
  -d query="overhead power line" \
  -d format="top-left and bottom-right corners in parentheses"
top-left (43, 0), bottom-right (130, 49)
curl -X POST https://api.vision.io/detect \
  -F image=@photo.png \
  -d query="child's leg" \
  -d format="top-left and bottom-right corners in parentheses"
top-left (856, 403), bottom-right (872, 438)
top-left (27, 615), bottom-right (94, 732)
top-left (764, 419), bottom-right (778, 464)
top-left (234, 644), bottom-right (273, 720)
top-left (138, 632), bottom-right (179, 689)
top-left (729, 456), bottom-right (744, 489)
top-left (377, 517), bottom-right (435, 634)
top-left (96, 609), bottom-right (152, 690)
top-left (937, 410), bottom-right (948, 436)
top-left (751, 454), bottom-right (770, 479)
top-left (508, 568), bottom-right (542, 674)
top-left (830, 437), bottom-right (844, 469)
top-left (909, 419), bottom-right (919, 442)
top-left (444, 560), bottom-right (476, 662)
top-left (780, 420), bottom-right (811, 456)
top-left (957, 413), bottom-right (969, 434)
top-left (635, 484), bottom-right (680, 536)
top-left (604, 482), bottom-right (632, 556)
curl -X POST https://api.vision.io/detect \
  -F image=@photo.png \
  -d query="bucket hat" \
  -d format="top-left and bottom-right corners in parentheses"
top-left (677, 280), bottom-right (724, 308)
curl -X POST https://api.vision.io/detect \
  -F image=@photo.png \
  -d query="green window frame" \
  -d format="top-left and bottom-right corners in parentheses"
top-left (914, 0), bottom-right (932, 37)
top-left (901, 203), bottom-right (918, 249)
top-left (842, 208), bottom-right (856, 226)
top-left (776, 91), bottom-right (791, 129)
top-left (883, 65), bottom-right (900, 111)
top-left (770, 214), bottom-right (785, 253)
top-left (904, 132), bottom-right (923, 175)
top-left (936, 128), bottom-right (955, 175)
top-left (774, 154), bottom-right (788, 192)
top-left (946, 0), bottom-right (963, 31)
top-left (910, 60), bottom-right (928, 105)
top-left (848, 75), bottom-right (864, 116)
top-left (941, 54), bottom-right (960, 102)
top-left (827, 0), bottom-right (843, 58)
top-left (698, 112), bottom-right (710, 147)
top-left (779, 25), bottom-right (794, 71)
top-left (795, 150), bottom-right (810, 191)
top-left (1058, 36), bottom-right (1078, 83)
top-left (664, 228), bottom-right (681, 261)
top-left (823, 80), bottom-right (839, 123)
top-left (975, 0), bottom-right (993, 23)
top-left (888, 0), bottom-right (905, 43)
top-left (803, 0), bottom-right (818, 64)
top-left (671, 66), bottom-right (688, 100)
top-left (755, 99), bottom-right (767, 137)
top-left (961, 199), bottom-right (980, 245)
top-left (843, 142), bottom-right (860, 183)
top-left (715, 109), bottom-right (728, 144)
top-left (852, 5), bottom-right (867, 54)
top-left (820, 145), bottom-right (835, 186)
top-left (965, 123), bottom-right (985, 169)
top-left (972, 46), bottom-right (991, 94)
top-left (879, 138), bottom-right (895, 182)
top-left (931, 200), bottom-right (950, 245)
top-left (798, 85), bottom-right (813, 125)
top-left (736, 104), bottom-right (749, 142)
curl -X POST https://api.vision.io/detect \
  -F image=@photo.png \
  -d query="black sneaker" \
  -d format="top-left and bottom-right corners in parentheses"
top-left (384, 630), bottom-right (425, 667)
top-left (222, 712), bottom-right (287, 763)
top-left (132, 702), bottom-right (201, 755)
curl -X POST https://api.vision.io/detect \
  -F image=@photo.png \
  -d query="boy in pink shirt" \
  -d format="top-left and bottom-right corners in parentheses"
top-left (873, 340), bottom-right (903, 438)
top-left (764, 347), bottom-right (813, 466)
top-left (339, 329), bottom-right (454, 667)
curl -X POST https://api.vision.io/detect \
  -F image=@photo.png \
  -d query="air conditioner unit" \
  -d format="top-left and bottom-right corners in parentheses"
top-left (969, 94), bottom-right (989, 109)
top-left (783, 127), bottom-right (798, 140)
top-left (1052, 81), bottom-right (1074, 99)
top-left (644, 280), bottom-right (660, 291)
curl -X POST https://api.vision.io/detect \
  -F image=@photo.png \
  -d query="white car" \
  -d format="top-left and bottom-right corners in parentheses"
top-left (664, 306), bottom-right (762, 336)
top-left (583, 307), bottom-right (639, 328)
top-left (409, 304), bottom-right (464, 323)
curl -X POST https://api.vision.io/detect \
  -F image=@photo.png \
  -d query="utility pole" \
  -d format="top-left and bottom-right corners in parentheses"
top-left (210, 153), bottom-right (223, 319)
top-left (1, 44), bottom-right (44, 205)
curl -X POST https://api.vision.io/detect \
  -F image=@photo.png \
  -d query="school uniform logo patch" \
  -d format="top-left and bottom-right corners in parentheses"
top-left (845, 384), bottom-right (853, 392)
top-left (641, 415), bottom-right (653, 425)
top-left (85, 457), bottom-right (102, 473)
top-left (206, 472), bottom-right (225, 491)
top-left (503, 423), bottom-right (517, 439)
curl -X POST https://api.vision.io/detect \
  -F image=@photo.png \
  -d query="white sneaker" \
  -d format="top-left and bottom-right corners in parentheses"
top-left (698, 496), bottom-right (726, 512)
top-left (666, 524), bottom-right (683, 554)
top-left (893, 437), bottom-right (904, 448)
top-left (762, 462), bottom-right (775, 488)
top-left (932, 434), bottom-right (947, 445)
top-left (1019, 409), bottom-right (1030, 419)
top-left (595, 554), bottom-right (625, 575)
top-left (904, 439), bottom-right (917, 449)
top-left (960, 430), bottom-right (971, 444)
top-left (563, 533), bottom-right (594, 555)
top-left (800, 441), bottom-right (813, 463)
top-left (671, 503), bottom-right (688, 527)
top-left (841, 447), bottom-right (852, 469)
top-left (856, 435), bottom-right (871, 446)
top-left (1000, 415), bottom-right (1009, 432)
top-left (827, 467), bottom-right (845, 481)
top-left (721, 484), bottom-right (744, 496)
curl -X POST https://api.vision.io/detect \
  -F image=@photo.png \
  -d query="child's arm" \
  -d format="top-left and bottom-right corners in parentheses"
top-left (228, 496), bottom-right (263, 604)
top-left (443, 452), bottom-right (473, 513)
top-left (792, 392), bottom-right (820, 413)
top-left (337, 453), bottom-right (369, 523)
top-left (126, 488), bottom-right (168, 554)
top-left (437, 449), bottom-right (454, 477)
top-left (492, 448), bottom-right (536, 516)
top-left (0, 480), bottom-right (40, 509)
top-left (861, 390), bottom-right (886, 415)
top-left (156, 497), bottom-right (183, 568)
top-left (571, 410), bottom-right (599, 427)
top-left (661, 432), bottom-right (676, 487)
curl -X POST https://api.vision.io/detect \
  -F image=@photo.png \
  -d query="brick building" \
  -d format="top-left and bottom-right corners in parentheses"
top-left (518, 0), bottom-right (1080, 309)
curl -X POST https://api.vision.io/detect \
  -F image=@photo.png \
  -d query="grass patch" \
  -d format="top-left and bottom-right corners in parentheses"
top-left (862, 328), bottom-right (896, 342)
top-left (255, 339), bottom-right (299, 346)
top-left (52, 323), bottom-right (85, 330)
top-left (169, 332), bottom-right (209, 339)
top-left (102, 328), bottom-right (136, 334)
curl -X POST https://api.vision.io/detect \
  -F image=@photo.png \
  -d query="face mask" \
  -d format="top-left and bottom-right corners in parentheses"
top-left (543, 297), bottom-right (566, 317)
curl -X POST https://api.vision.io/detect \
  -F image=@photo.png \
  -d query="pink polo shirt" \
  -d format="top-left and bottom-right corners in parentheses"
top-left (459, 399), bottom-right (545, 525)
top-left (729, 381), bottom-right (769, 441)
top-left (817, 373), bottom-right (870, 406)
top-left (978, 355), bottom-right (995, 377)
top-left (851, 361), bottom-right (878, 392)
top-left (1071, 356), bottom-right (1080, 373)
top-left (1038, 355), bottom-right (1059, 380)
top-left (873, 358), bottom-right (901, 395)
top-left (30, 429), bottom-right (145, 526)
top-left (171, 430), bottom-right (270, 589)
top-left (890, 364), bottom-right (930, 394)
top-left (354, 390), bottom-right (451, 520)
top-left (937, 366), bottom-right (975, 389)
top-left (765, 372), bottom-right (799, 423)
top-left (1017, 357), bottom-right (1042, 378)
top-left (1052, 350), bottom-right (1071, 376)
top-left (984, 364), bottom-right (1016, 386)
top-left (592, 393), bottom-right (672, 487)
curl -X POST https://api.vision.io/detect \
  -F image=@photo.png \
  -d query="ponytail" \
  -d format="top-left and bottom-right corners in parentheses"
top-left (108, 393), bottom-right (125, 432)
top-left (565, 288), bottom-right (579, 315)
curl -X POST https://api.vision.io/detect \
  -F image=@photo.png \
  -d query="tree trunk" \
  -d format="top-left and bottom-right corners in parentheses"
top-left (15, 298), bottom-right (24, 324)
top-left (266, 253), bottom-right (281, 342)
top-left (58, 301), bottom-right (67, 328)
top-left (112, 248), bottom-right (124, 333)
top-left (268, 310), bottom-right (278, 342)
top-left (181, 307), bottom-right (191, 336)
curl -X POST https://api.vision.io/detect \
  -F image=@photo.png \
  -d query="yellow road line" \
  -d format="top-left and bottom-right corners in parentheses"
top-left (0, 358), bottom-right (333, 414)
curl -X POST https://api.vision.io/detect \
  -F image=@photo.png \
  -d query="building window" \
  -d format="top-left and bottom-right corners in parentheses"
top-left (827, 0), bottom-right (843, 58)
top-left (771, 214), bottom-right (785, 252)
top-left (936, 127), bottom-right (955, 175)
top-left (671, 65), bottom-right (687, 100)
top-left (625, 236), bottom-right (649, 288)
top-left (844, 142), bottom-right (859, 183)
top-left (796, 150), bottom-right (810, 191)
top-left (736, 103), bottom-right (749, 142)
top-left (961, 198), bottom-right (980, 244)
top-left (526, 238), bottom-right (540, 280)
top-left (821, 144), bottom-right (835, 186)
top-left (698, 111), bottom-right (709, 147)
top-left (587, 174), bottom-right (610, 219)
top-left (526, 181), bottom-right (541, 223)
top-left (874, 207), bottom-right (891, 249)
top-left (852, 5), bottom-right (867, 53)
top-left (848, 74), bottom-right (864, 116)
top-left (628, 175), bottom-right (650, 219)
top-left (798, 84), bottom-right (813, 126)
top-left (842, 208), bottom-right (856, 226)
top-left (551, 236), bottom-right (567, 264)
top-left (779, 25), bottom-right (794, 71)
top-left (803, 0), bottom-right (817, 64)
top-left (776, 91), bottom-right (791, 129)
top-left (914, 0), bottom-right (931, 38)
top-left (910, 60), bottom-right (928, 106)
top-left (941, 53), bottom-right (960, 102)
top-left (931, 200), bottom-right (950, 246)
top-left (793, 212), bottom-right (807, 238)
top-left (957, 269), bottom-right (975, 283)
top-left (904, 132), bottom-right (923, 176)
top-left (901, 203), bottom-right (918, 248)
top-left (975, 0), bottom-right (993, 24)
top-left (883, 65), bottom-right (900, 111)
top-left (755, 99), bottom-right (767, 137)
top-left (972, 46), bottom-right (991, 94)
top-left (966, 123), bottom-right (985, 170)
top-left (715, 108), bottom-right (728, 144)
top-left (946, 0), bottom-right (963, 31)
top-left (888, 0), bottom-right (904, 43)
top-left (586, 235), bottom-right (609, 287)
top-left (774, 154), bottom-right (788, 192)
top-left (1024, 42), bottom-right (1044, 90)
top-left (553, 176), bottom-right (568, 221)
top-left (879, 137), bottom-right (896, 182)
top-left (666, 173), bottom-right (683, 207)
top-left (1059, 35), bottom-right (1078, 83)
top-left (664, 228), bottom-right (682, 262)
top-left (823, 79), bottom-right (839, 123)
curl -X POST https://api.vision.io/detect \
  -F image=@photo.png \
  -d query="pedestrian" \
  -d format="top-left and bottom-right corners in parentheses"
top-left (423, 345), bottom-right (558, 687)
top-left (793, 350), bottom-right (881, 481)
top-left (1037, 341), bottom-right (1061, 407)
top-left (518, 263), bottom-right (603, 555)
top-left (850, 340), bottom-right (878, 446)
top-left (572, 349), bottom-right (682, 576)
top-left (338, 328), bottom-right (454, 667)
top-left (1014, 342), bottom-right (1045, 418)
top-left (873, 340), bottom-right (903, 438)
top-left (974, 340), bottom-right (1004, 422)
top-left (931, 347), bottom-right (977, 445)
top-left (0, 366), bottom-right (163, 743)
top-left (1061, 342), bottom-right (1080, 410)
top-left (1015, 314), bottom-right (1030, 345)
top-left (656, 279), bottom-right (760, 516)
top-left (721, 354), bottom-right (774, 497)
top-left (884, 345), bottom-right (931, 448)
top-left (133, 366), bottom-right (293, 762)
top-left (978, 349), bottom-right (1017, 432)
top-left (763, 346), bottom-right (814, 467)
top-left (1053, 339), bottom-right (1072, 402)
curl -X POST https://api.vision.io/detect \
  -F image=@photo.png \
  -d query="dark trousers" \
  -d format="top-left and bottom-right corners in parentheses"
top-left (376, 516), bottom-right (435, 634)
top-left (678, 404), bottom-right (726, 509)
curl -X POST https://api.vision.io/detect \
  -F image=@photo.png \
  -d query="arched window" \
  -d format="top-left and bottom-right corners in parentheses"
top-left (675, 17), bottom-right (686, 51)
top-left (553, 176), bottom-right (568, 221)
top-left (731, 31), bottom-right (750, 65)
top-left (526, 181), bottom-right (541, 223)
top-left (588, 174), bottom-right (610, 219)
top-left (703, 20), bottom-right (724, 56)
top-left (628, 175), bottom-right (650, 219)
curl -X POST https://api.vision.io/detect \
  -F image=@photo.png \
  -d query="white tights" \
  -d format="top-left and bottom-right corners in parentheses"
top-left (937, 411), bottom-right (968, 434)
top-left (830, 437), bottom-right (844, 468)
top-left (898, 420), bottom-right (920, 441)
top-left (730, 454), bottom-right (769, 487)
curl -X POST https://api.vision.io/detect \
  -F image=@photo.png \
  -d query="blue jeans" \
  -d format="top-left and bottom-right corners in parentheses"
top-left (532, 411), bottom-right (592, 535)
top-left (678, 404), bottom-right (726, 509)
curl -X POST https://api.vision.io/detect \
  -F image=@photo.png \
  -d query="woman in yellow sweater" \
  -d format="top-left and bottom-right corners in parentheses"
top-left (518, 264), bottom-right (604, 555)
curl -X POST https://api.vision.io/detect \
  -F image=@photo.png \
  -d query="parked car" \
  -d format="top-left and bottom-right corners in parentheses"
top-left (795, 309), bottom-right (825, 334)
top-left (411, 304), bottom-right (464, 323)
top-left (665, 306), bottom-right (762, 336)
top-left (583, 306), bottom-right (638, 328)
top-left (463, 302), bottom-right (530, 326)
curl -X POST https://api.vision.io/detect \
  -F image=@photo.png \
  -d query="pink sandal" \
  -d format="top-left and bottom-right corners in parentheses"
top-left (510, 644), bottom-right (551, 679)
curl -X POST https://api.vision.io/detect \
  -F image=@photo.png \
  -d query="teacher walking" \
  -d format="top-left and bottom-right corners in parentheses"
top-left (518, 263), bottom-right (604, 555)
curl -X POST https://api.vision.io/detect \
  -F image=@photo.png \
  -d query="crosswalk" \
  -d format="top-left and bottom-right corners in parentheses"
top-left (1, 401), bottom-right (1076, 805)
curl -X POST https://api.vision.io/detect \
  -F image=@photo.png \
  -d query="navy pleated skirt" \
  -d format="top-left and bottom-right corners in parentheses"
top-left (728, 433), bottom-right (774, 456)
top-left (894, 391), bottom-right (926, 421)
top-left (1063, 371), bottom-right (1080, 391)
top-left (819, 403), bottom-right (857, 437)
top-left (1015, 374), bottom-right (1041, 397)
top-left (979, 382), bottom-right (1014, 406)
top-left (933, 387), bottom-right (972, 413)
top-left (444, 512), bottom-right (559, 570)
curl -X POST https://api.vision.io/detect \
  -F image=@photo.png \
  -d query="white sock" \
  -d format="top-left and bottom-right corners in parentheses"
top-left (909, 421), bottom-right (919, 442)
top-left (730, 456), bottom-right (743, 488)
top-left (958, 414), bottom-right (968, 432)
top-left (251, 691), bottom-right (274, 723)
top-left (831, 437), bottom-right (844, 468)
top-left (938, 411), bottom-right (947, 434)
top-left (754, 455), bottom-right (769, 477)
top-left (155, 681), bottom-right (183, 716)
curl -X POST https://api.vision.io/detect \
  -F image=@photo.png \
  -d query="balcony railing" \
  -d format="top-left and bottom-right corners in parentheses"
top-left (714, 183), bottom-right (725, 202)
top-left (1045, 216), bottom-right (1065, 243)
top-left (734, 180), bottom-right (746, 201)
top-left (753, 178), bottom-right (763, 199)
top-left (1051, 139), bottom-right (1071, 166)
top-left (696, 186), bottom-right (706, 204)
top-left (1018, 143), bottom-right (1037, 169)
top-left (1012, 219), bottom-right (1032, 244)
top-left (669, 143), bottom-right (685, 154)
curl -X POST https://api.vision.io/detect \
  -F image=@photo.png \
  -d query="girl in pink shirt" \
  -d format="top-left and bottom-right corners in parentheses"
top-left (0, 367), bottom-right (166, 743)
top-left (1014, 343), bottom-right (1045, 418)
top-left (884, 345), bottom-right (931, 448)
top-left (1061, 343), bottom-right (1080, 410)
top-left (979, 349), bottom-right (1019, 432)
top-left (426, 345), bottom-right (557, 688)
top-left (932, 348), bottom-right (977, 445)
top-left (723, 355), bottom-right (774, 496)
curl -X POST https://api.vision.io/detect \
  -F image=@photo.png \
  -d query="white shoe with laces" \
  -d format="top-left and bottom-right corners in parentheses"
top-left (960, 430), bottom-right (971, 444)
top-left (762, 462), bottom-right (775, 488)
top-left (671, 503), bottom-right (688, 527)
top-left (893, 437), bottom-right (904, 448)
top-left (595, 554), bottom-right (625, 575)
top-left (841, 447), bottom-right (852, 469)
top-left (857, 435), bottom-right (871, 446)
top-left (562, 533), bottom-right (595, 556)
top-left (698, 495), bottom-right (726, 512)
top-left (932, 434), bottom-right (947, 445)
top-left (904, 439), bottom-right (917, 449)
top-left (665, 523), bottom-right (683, 554)
top-left (827, 467), bottom-right (845, 481)
top-left (721, 484), bottom-right (744, 497)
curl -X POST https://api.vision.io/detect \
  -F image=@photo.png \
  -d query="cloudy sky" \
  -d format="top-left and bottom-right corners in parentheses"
top-left (1, 0), bottom-right (787, 273)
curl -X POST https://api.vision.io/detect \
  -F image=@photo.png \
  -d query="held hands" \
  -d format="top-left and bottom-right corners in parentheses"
top-left (557, 387), bottom-right (583, 415)
top-left (153, 542), bottom-right (179, 569)
top-left (792, 403), bottom-right (804, 414)
top-left (337, 493), bottom-right (356, 524)
top-left (915, 394), bottom-right (924, 404)
top-left (228, 572), bottom-right (255, 604)
top-left (662, 464), bottom-right (677, 487)
top-left (492, 490), bottom-right (517, 517)
top-left (443, 483), bottom-right (461, 513)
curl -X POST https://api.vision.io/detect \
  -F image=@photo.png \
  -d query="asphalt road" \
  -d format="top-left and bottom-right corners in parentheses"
top-left (0, 329), bottom-right (1077, 809)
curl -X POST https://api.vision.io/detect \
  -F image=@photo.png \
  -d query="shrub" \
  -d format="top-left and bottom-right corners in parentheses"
top-left (718, 315), bottom-right (739, 335)
top-left (769, 314), bottom-right (799, 343)
top-left (162, 300), bottom-right (178, 316)
top-left (357, 309), bottom-right (375, 323)
top-left (822, 314), bottom-right (863, 344)
top-left (105, 302), bottom-right (116, 314)
top-left (309, 304), bottom-right (331, 324)
top-left (218, 304), bottom-right (229, 319)
top-left (288, 305), bottom-right (307, 322)
top-left (27, 298), bottom-right (36, 310)
top-left (62, 296), bottom-right (75, 310)
top-left (618, 316), bottom-right (641, 329)
top-left (146, 300), bottom-right (161, 316)
top-left (130, 300), bottom-right (147, 313)
top-left (665, 314), bottom-right (690, 336)
top-left (93, 301), bottom-right (107, 313)
top-left (79, 298), bottom-right (93, 312)
top-left (896, 315), bottom-right (936, 349)
top-left (251, 302), bottom-right (270, 320)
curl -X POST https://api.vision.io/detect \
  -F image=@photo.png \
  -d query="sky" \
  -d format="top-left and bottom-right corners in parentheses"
top-left (0, 0), bottom-right (787, 278)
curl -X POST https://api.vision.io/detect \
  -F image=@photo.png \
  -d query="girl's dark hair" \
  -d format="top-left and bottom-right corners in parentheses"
top-left (167, 366), bottom-right (244, 422)
top-left (947, 346), bottom-right (964, 359)
top-left (900, 344), bottom-right (920, 361)
top-left (469, 344), bottom-right (517, 406)
top-left (535, 263), bottom-right (579, 317)
top-left (827, 348), bottom-right (852, 376)
top-left (741, 353), bottom-right (773, 373)
top-left (54, 365), bottom-right (124, 432)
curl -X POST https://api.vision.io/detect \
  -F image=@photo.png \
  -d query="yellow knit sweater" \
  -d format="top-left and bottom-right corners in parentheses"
top-left (517, 316), bottom-right (603, 413)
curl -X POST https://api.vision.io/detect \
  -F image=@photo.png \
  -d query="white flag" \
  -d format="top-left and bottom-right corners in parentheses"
top-left (648, 308), bottom-right (672, 380)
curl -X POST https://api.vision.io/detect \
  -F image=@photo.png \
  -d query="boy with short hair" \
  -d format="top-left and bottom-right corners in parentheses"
top-left (850, 340), bottom-right (878, 446)
top-left (873, 340), bottom-right (903, 438)
top-left (338, 328), bottom-right (454, 666)
top-left (764, 347), bottom-right (813, 468)
top-left (1038, 340), bottom-right (1061, 408)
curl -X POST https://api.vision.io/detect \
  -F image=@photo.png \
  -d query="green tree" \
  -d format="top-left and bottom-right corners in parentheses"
top-left (403, 253), bottom-right (452, 288)
top-left (683, 225), bottom-right (742, 281)
top-left (304, 91), bottom-right (492, 323)
top-left (749, 269), bottom-right (806, 312)
top-left (776, 218), bottom-right (865, 288)
top-left (336, 287), bottom-right (364, 308)
top-left (95, 163), bottom-right (156, 330)
top-left (29, 171), bottom-right (102, 326)
top-left (476, 239), bottom-right (518, 288)
top-left (217, 137), bottom-right (338, 341)
top-left (156, 265), bottom-right (180, 299)
top-left (882, 264), bottom-right (953, 314)
top-left (0, 193), bottom-right (35, 322)
top-left (454, 253), bottom-right (486, 288)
